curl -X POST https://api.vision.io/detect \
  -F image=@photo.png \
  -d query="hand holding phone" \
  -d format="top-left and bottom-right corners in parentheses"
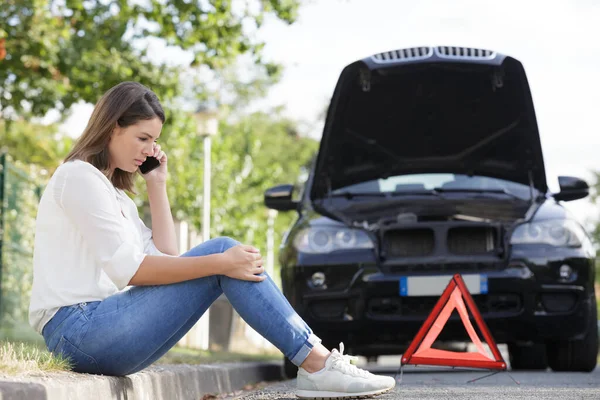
top-left (139, 156), bottom-right (161, 174)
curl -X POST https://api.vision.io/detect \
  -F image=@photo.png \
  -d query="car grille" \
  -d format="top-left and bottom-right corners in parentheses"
top-left (368, 293), bottom-right (522, 318)
top-left (435, 46), bottom-right (495, 59)
top-left (388, 262), bottom-right (503, 274)
top-left (370, 46), bottom-right (495, 63)
top-left (372, 47), bottom-right (432, 63)
top-left (384, 228), bottom-right (435, 257)
top-left (383, 225), bottom-right (500, 259)
top-left (447, 226), bottom-right (496, 255)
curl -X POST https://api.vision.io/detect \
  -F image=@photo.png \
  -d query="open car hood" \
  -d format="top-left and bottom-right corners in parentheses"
top-left (310, 46), bottom-right (548, 202)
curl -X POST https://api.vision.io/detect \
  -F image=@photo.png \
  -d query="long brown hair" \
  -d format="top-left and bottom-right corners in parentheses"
top-left (64, 81), bottom-right (166, 192)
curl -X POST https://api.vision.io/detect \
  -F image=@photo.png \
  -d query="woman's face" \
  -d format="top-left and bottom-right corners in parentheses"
top-left (108, 117), bottom-right (163, 173)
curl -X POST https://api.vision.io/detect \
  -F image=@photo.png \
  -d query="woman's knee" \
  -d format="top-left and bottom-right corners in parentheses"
top-left (182, 236), bottom-right (240, 258)
top-left (212, 236), bottom-right (240, 252)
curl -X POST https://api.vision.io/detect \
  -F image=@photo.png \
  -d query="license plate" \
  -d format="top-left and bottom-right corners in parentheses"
top-left (399, 274), bottom-right (488, 297)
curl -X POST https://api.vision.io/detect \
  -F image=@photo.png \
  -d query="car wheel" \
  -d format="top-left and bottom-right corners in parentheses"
top-left (508, 342), bottom-right (548, 370)
top-left (547, 297), bottom-right (598, 372)
top-left (283, 357), bottom-right (298, 379)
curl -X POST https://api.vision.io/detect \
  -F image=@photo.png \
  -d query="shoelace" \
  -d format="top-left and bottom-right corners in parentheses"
top-left (330, 343), bottom-right (371, 378)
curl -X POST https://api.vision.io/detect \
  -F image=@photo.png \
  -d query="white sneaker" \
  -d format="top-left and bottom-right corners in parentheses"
top-left (296, 343), bottom-right (395, 399)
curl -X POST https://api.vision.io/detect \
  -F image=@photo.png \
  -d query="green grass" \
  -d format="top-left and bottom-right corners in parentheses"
top-left (0, 321), bottom-right (66, 376)
top-left (0, 341), bottom-right (71, 375)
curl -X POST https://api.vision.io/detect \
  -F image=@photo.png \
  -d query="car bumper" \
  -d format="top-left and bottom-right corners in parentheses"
top-left (285, 255), bottom-right (595, 354)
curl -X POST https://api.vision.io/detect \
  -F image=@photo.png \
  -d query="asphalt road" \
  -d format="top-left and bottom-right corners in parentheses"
top-left (237, 367), bottom-right (600, 399)
top-left (235, 349), bottom-right (600, 400)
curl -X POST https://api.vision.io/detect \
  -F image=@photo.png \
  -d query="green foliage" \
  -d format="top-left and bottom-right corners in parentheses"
top-left (0, 154), bottom-right (44, 332)
top-left (0, 119), bottom-right (73, 172)
top-left (0, 0), bottom-right (300, 119)
top-left (210, 111), bottom-right (317, 252)
top-left (0, 120), bottom-right (69, 335)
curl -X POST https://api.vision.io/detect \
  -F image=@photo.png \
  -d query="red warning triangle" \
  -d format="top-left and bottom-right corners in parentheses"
top-left (401, 273), bottom-right (506, 370)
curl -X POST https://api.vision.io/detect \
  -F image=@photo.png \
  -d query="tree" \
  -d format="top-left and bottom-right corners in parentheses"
top-left (209, 110), bottom-right (318, 248)
top-left (0, 0), bottom-right (299, 119)
top-left (0, 119), bottom-right (73, 172)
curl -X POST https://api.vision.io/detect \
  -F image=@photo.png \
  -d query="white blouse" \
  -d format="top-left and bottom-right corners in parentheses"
top-left (29, 160), bottom-right (167, 334)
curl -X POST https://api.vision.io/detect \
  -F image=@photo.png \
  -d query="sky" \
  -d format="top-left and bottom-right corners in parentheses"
top-left (61, 0), bottom-right (600, 227)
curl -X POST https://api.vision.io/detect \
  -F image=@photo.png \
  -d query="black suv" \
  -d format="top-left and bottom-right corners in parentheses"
top-left (264, 46), bottom-right (597, 377)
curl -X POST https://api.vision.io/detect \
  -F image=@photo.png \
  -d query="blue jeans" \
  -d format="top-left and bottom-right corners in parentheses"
top-left (41, 237), bottom-right (321, 376)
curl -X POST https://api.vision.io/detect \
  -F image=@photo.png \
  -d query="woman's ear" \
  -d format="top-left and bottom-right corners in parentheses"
top-left (111, 123), bottom-right (121, 139)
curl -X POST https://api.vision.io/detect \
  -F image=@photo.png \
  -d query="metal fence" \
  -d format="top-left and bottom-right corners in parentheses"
top-left (0, 152), bottom-right (43, 340)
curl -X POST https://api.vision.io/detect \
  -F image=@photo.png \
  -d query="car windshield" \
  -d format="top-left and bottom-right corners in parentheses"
top-left (332, 173), bottom-right (537, 200)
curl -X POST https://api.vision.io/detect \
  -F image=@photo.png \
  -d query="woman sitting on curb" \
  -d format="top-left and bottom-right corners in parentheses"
top-left (28, 82), bottom-right (395, 399)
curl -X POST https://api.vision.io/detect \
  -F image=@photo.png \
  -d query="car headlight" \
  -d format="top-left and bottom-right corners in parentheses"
top-left (510, 220), bottom-right (587, 247)
top-left (293, 227), bottom-right (374, 254)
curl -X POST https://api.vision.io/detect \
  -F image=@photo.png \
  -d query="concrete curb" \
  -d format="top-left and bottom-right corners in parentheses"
top-left (0, 361), bottom-right (283, 400)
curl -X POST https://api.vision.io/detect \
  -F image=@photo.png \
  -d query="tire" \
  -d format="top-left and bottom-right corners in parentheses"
top-left (508, 342), bottom-right (548, 370)
top-left (283, 357), bottom-right (298, 379)
top-left (547, 297), bottom-right (598, 372)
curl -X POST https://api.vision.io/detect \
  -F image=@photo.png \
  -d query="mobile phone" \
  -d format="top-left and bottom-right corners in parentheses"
top-left (139, 156), bottom-right (161, 174)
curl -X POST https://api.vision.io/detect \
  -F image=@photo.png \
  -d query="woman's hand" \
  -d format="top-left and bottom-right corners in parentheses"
top-left (221, 244), bottom-right (266, 282)
top-left (142, 143), bottom-right (168, 185)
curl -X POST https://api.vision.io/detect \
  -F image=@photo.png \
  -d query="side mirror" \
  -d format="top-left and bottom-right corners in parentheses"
top-left (264, 184), bottom-right (299, 211)
top-left (553, 176), bottom-right (589, 202)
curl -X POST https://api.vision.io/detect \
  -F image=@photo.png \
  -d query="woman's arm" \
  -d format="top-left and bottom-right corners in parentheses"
top-left (147, 182), bottom-right (178, 255)
top-left (128, 244), bottom-right (266, 286)
top-left (129, 253), bottom-right (222, 285)
top-left (143, 143), bottom-right (178, 255)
